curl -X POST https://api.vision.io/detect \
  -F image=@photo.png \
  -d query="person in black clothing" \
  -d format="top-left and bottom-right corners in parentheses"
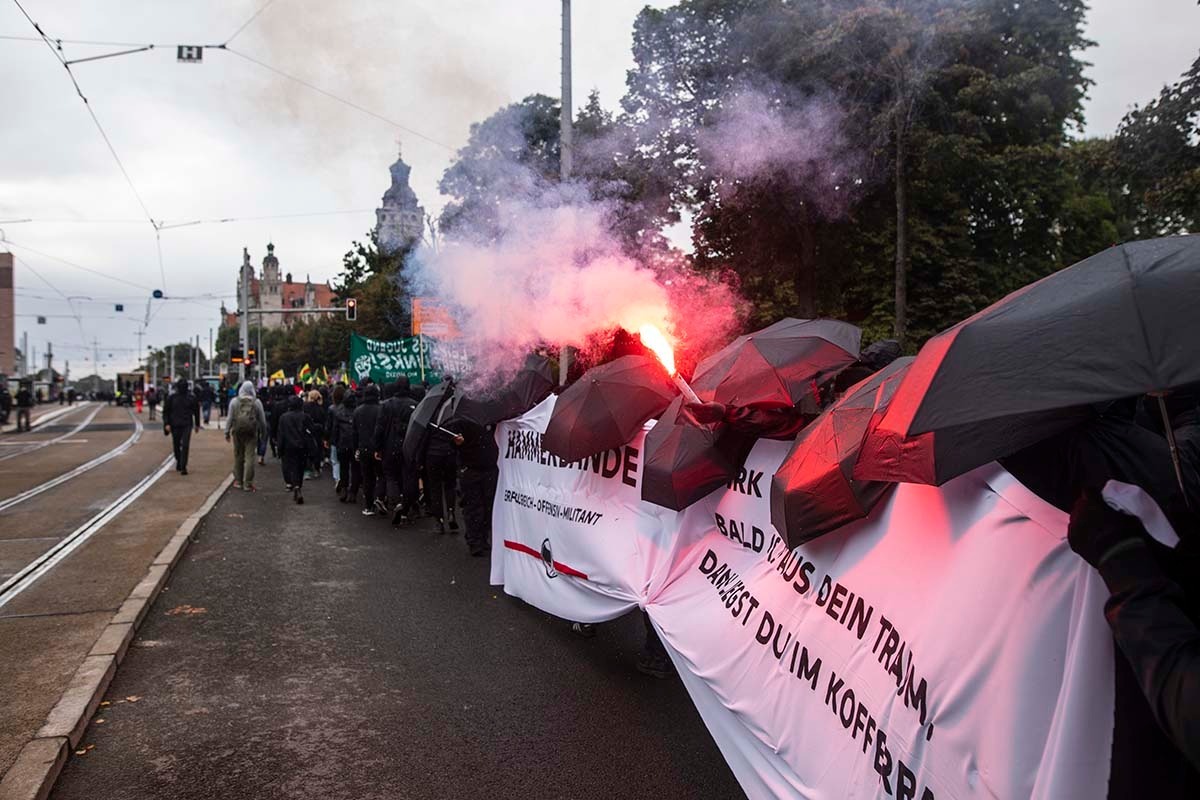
top-left (424, 395), bottom-right (459, 534)
top-left (163, 379), bottom-right (202, 474)
top-left (373, 377), bottom-right (416, 523)
top-left (353, 383), bottom-right (383, 516)
top-left (1069, 491), bottom-right (1200, 775)
top-left (277, 395), bottom-right (312, 504)
top-left (331, 393), bottom-right (359, 502)
top-left (302, 389), bottom-right (326, 479)
top-left (0, 385), bottom-right (11, 426)
top-left (15, 383), bottom-right (33, 432)
top-left (443, 415), bottom-right (498, 557)
top-left (268, 384), bottom-right (288, 458)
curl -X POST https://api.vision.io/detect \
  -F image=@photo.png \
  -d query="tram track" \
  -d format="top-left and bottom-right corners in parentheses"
top-left (0, 455), bottom-right (174, 609)
top-left (0, 408), bottom-right (144, 515)
top-left (0, 403), bottom-right (103, 463)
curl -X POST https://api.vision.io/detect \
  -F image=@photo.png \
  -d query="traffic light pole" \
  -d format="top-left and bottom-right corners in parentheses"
top-left (238, 248), bottom-right (251, 384)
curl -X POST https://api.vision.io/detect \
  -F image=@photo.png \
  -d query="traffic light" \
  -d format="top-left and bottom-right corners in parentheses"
top-left (246, 348), bottom-right (256, 367)
top-left (345, 297), bottom-right (357, 321)
top-left (230, 346), bottom-right (244, 364)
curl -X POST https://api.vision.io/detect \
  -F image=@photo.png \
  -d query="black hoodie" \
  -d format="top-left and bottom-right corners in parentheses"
top-left (373, 377), bottom-right (416, 460)
top-left (353, 384), bottom-right (382, 455)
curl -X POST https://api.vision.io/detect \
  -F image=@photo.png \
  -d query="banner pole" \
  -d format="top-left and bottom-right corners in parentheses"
top-left (419, 335), bottom-right (427, 384)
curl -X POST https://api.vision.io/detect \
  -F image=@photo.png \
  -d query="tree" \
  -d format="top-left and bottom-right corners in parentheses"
top-left (1113, 52), bottom-right (1200, 235)
top-left (437, 94), bottom-right (562, 240)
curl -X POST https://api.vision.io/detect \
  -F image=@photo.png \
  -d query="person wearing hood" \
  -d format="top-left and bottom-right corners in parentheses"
top-left (163, 379), bottom-right (202, 475)
top-left (225, 380), bottom-right (267, 491)
top-left (303, 389), bottom-right (326, 479)
top-left (331, 391), bottom-right (359, 502)
top-left (373, 376), bottom-right (416, 522)
top-left (277, 395), bottom-right (313, 504)
top-left (354, 383), bottom-right (384, 516)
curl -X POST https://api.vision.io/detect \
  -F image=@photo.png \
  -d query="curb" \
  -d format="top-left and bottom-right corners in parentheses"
top-left (0, 473), bottom-right (234, 800)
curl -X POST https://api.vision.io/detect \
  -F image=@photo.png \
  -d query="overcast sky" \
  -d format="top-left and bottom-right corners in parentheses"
top-left (1, 0), bottom-right (1196, 376)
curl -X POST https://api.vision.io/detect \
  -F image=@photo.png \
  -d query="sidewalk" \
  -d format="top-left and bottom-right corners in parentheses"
top-left (46, 468), bottom-right (743, 799)
top-left (0, 429), bottom-right (232, 799)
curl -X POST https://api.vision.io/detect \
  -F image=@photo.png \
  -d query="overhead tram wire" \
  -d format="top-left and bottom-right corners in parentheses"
top-left (224, 0), bottom-right (280, 45)
top-left (2, 239), bottom-right (155, 291)
top-left (7, 252), bottom-right (90, 347)
top-left (8, 209), bottom-right (375, 227)
top-left (11, 0), bottom-right (168, 291)
top-left (222, 48), bottom-right (456, 152)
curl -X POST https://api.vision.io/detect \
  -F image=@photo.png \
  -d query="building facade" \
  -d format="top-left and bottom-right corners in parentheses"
top-left (374, 145), bottom-right (426, 255)
top-left (222, 244), bottom-right (337, 331)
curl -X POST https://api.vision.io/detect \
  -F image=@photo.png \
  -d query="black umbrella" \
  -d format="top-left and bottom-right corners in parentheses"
top-left (690, 318), bottom-right (861, 410)
top-left (453, 354), bottom-right (555, 427)
top-left (856, 235), bottom-right (1200, 488)
top-left (403, 381), bottom-right (454, 466)
top-left (542, 355), bottom-right (677, 462)
top-left (642, 396), bottom-right (757, 510)
top-left (770, 358), bottom-right (912, 547)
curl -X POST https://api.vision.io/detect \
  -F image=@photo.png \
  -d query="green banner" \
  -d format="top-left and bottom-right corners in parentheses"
top-left (349, 333), bottom-right (440, 386)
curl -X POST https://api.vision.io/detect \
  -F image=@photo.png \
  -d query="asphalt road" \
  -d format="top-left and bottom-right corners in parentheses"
top-left (51, 465), bottom-right (746, 800)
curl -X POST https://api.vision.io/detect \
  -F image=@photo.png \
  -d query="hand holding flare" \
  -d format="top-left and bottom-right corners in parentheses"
top-left (639, 324), bottom-right (702, 405)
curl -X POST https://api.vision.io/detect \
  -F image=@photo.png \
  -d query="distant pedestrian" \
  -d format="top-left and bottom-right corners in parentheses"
top-left (134, 388), bottom-right (144, 415)
top-left (0, 386), bottom-right (11, 426)
top-left (163, 379), bottom-right (201, 475)
top-left (329, 385), bottom-right (345, 485)
top-left (15, 383), bottom-right (34, 432)
top-left (303, 389), bottom-right (326, 479)
top-left (331, 392), bottom-right (360, 502)
top-left (353, 384), bottom-right (383, 516)
top-left (146, 385), bottom-right (158, 421)
top-left (226, 380), bottom-right (267, 491)
top-left (373, 377), bottom-right (416, 523)
top-left (277, 395), bottom-right (312, 504)
top-left (199, 381), bottom-right (216, 425)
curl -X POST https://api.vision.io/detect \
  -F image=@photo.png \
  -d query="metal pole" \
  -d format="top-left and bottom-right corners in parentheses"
top-left (209, 327), bottom-right (213, 377)
top-left (169, 344), bottom-right (174, 383)
top-left (257, 315), bottom-right (263, 384)
top-left (558, 0), bottom-right (574, 388)
top-left (560, 0), bottom-right (573, 182)
top-left (1156, 394), bottom-right (1192, 510)
top-left (239, 247), bottom-right (250, 383)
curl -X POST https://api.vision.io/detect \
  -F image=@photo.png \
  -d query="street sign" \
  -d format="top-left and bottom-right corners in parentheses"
top-left (36, 316), bottom-right (46, 324)
top-left (177, 46), bottom-right (203, 63)
top-left (115, 304), bottom-right (124, 312)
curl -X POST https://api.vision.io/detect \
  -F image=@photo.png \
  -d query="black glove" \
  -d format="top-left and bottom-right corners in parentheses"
top-left (1067, 490), bottom-right (1147, 568)
top-left (682, 401), bottom-right (726, 426)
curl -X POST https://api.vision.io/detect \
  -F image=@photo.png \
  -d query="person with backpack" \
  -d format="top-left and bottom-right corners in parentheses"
top-left (146, 384), bottom-right (159, 421)
top-left (225, 380), bottom-right (267, 491)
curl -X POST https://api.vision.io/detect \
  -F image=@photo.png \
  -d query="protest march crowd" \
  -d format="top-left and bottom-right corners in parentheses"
top-left (151, 235), bottom-right (1199, 799)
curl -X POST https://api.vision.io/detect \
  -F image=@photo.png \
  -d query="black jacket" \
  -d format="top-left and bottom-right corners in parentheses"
top-left (277, 407), bottom-right (313, 456)
top-left (1101, 541), bottom-right (1200, 774)
top-left (163, 389), bottom-right (200, 429)
top-left (444, 417), bottom-right (498, 471)
top-left (16, 388), bottom-right (33, 408)
top-left (331, 403), bottom-right (356, 452)
top-left (303, 401), bottom-right (326, 442)
top-left (374, 395), bottom-right (416, 460)
top-left (353, 394), bottom-right (382, 455)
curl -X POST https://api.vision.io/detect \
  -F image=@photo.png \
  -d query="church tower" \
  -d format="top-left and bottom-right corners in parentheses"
top-left (374, 142), bottom-right (426, 255)
top-left (262, 243), bottom-right (281, 311)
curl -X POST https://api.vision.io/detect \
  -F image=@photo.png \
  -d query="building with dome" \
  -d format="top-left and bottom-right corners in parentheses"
top-left (375, 144), bottom-right (426, 254)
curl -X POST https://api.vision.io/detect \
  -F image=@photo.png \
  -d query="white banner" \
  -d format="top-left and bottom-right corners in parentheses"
top-left (492, 405), bottom-right (1118, 799)
top-left (490, 396), bottom-right (682, 623)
